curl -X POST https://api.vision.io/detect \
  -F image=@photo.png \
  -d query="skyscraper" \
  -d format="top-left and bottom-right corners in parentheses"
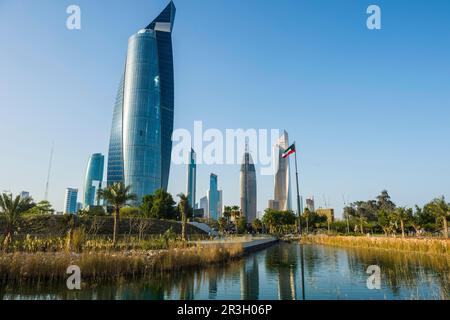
top-left (186, 148), bottom-right (196, 208)
top-left (240, 151), bottom-right (257, 223)
top-left (83, 153), bottom-right (104, 207)
top-left (64, 188), bottom-right (78, 214)
top-left (207, 173), bottom-right (220, 220)
top-left (19, 191), bottom-right (30, 199)
top-left (107, 1), bottom-right (176, 202)
top-left (268, 131), bottom-right (292, 211)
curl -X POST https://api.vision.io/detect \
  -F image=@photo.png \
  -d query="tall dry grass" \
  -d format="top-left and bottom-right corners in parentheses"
top-left (303, 235), bottom-right (449, 255)
top-left (0, 243), bottom-right (243, 285)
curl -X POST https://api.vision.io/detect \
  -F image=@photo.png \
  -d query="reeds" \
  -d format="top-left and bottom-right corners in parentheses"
top-left (0, 243), bottom-right (243, 285)
top-left (303, 235), bottom-right (449, 255)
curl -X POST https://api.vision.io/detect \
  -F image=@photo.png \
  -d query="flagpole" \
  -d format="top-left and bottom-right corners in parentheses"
top-left (293, 142), bottom-right (306, 301)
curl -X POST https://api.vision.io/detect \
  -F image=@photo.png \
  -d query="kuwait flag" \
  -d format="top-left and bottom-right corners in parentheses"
top-left (282, 144), bottom-right (296, 158)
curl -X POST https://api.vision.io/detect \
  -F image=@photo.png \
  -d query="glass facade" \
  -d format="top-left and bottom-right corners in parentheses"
top-left (186, 148), bottom-right (196, 208)
top-left (64, 188), bottom-right (78, 214)
top-left (83, 153), bottom-right (104, 207)
top-left (107, 2), bottom-right (176, 202)
top-left (208, 174), bottom-right (219, 220)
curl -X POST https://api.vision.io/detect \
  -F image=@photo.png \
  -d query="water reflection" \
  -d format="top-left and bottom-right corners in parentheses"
top-left (1, 243), bottom-right (448, 300)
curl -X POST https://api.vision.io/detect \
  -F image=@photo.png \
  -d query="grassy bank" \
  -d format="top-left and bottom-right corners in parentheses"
top-left (0, 215), bottom-right (206, 237)
top-left (0, 243), bottom-right (243, 285)
top-left (302, 235), bottom-right (449, 255)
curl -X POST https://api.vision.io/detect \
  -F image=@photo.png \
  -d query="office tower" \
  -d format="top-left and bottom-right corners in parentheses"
top-left (186, 148), bottom-right (196, 208)
top-left (268, 131), bottom-right (292, 211)
top-left (207, 173), bottom-right (220, 220)
top-left (306, 197), bottom-right (315, 212)
top-left (199, 196), bottom-right (208, 218)
top-left (240, 151), bottom-right (257, 223)
top-left (83, 153), bottom-right (105, 207)
top-left (64, 188), bottom-right (78, 214)
top-left (19, 191), bottom-right (30, 199)
top-left (107, 1), bottom-right (176, 202)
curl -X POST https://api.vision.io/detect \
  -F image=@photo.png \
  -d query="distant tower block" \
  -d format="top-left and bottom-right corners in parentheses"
top-left (240, 151), bottom-right (257, 223)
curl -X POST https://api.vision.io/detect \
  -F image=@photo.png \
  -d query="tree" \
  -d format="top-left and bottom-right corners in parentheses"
top-left (218, 217), bottom-right (228, 233)
top-left (252, 218), bottom-right (263, 233)
top-left (149, 189), bottom-right (177, 220)
top-left (377, 209), bottom-right (395, 236)
top-left (376, 190), bottom-right (396, 213)
top-left (0, 193), bottom-right (34, 250)
top-left (354, 201), bottom-right (368, 234)
top-left (303, 208), bottom-right (311, 234)
top-left (177, 193), bottom-right (189, 241)
top-left (262, 209), bottom-right (296, 234)
top-left (410, 205), bottom-right (435, 235)
top-left (427, 197), bottom-right (449, 238)
top-left (97, 182), bottom-right (137, 246)
top-left (25, 200), bottom-right (54, 215)
top-left (223, 206), bottom-right (232, 221)
top-left (140, 194), bottom-right (155, 218)
top-left (392, 207), bottom-right (412, 238)
top-left (236, 216), bottom-right (248, 234)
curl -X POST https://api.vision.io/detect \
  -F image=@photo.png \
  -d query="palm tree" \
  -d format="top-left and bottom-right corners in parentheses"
top-left (428, 197), bottom-right (449, 238)
top-left (97, 183), bottom-right (137, 246)
top-left (393, 207), bottom-right (411, 238)
top-left (0, 193), bottom-right (34, 250)
top-left (223, 206), bottom-right (232, 221)
top-left (177, 193), bottom-right (189, 241)
top-left (303, 208), bottom-right (311, 234)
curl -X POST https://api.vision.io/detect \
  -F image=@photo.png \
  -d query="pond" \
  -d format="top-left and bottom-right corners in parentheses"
top-left (1, 242), bottom-right (449, 300)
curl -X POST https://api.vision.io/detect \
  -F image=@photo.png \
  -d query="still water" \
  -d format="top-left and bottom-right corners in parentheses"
top-left (2, 243), bottom-right (449, 300)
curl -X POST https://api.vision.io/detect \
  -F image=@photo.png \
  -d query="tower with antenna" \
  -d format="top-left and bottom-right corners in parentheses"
top-left (44, 143), bottom-right (54, 201)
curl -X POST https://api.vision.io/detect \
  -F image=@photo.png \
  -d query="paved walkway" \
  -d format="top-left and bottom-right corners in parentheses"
top-left (194, 235), bottom-right (278, 253)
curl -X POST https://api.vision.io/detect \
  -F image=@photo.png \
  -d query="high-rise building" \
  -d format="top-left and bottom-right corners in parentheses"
top-left (240, 151), bottom-right (257, 223)
top-left (107, 1), bottom-right (176, 202)
top-left (207, 173), bottom-right (221, 220)
top-left (268, 131), bottom-right (292, 211)
top-left (19, 191), bottom-right (30, 199)
top-left (306, 197), bottom-right (315, 212)
top-left (199, 196), bottom-right (208, 218)
top-left (186, 148), bottom-right (196, 208)
top-left (83, 153), bottom-right (104, 208)
top-left (64, 188), bottom-right (78, 214)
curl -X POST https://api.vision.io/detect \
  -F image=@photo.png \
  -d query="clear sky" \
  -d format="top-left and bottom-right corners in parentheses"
top-left (1, 0), bottom-right (449, 216)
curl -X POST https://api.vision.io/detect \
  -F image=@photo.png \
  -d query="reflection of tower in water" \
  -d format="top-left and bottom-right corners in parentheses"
top-left (240, 256), bottom-right (259, 300)
top-left (278, 266), bottom-right (297, 300)
top-left (208, 273), bottom-right (218, 300)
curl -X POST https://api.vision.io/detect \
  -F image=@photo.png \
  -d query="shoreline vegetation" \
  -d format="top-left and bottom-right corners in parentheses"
top-left (297, 235), bottom-right (449, 256)
top-left (0, 243), bottom-right (244, 285)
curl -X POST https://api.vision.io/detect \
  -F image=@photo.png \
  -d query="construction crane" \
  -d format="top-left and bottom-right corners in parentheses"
top-left (44, 143), bottom-right (54, 201)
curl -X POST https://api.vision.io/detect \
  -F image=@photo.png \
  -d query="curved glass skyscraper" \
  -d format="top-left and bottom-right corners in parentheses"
top-left (83, 153), bottom-right (105, 207)
top-left (107, 2), bottom-right (176, 202)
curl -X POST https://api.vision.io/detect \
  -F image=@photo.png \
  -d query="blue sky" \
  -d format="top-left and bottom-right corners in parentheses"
top-left (1, 0), bottom-right (449, 216)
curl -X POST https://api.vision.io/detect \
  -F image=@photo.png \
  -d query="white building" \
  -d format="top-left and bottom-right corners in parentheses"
top-left (268, 131), bottom-right (292, 211)
top-left (64, 188), bottom-right (78, 214)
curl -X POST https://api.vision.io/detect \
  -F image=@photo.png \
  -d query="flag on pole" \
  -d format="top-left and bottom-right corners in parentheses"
top-left (282, 143), bottom-right (296, 158)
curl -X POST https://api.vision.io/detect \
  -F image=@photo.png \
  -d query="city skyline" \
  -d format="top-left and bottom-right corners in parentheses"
top-left (1, 0), bottom-right (449, 216)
